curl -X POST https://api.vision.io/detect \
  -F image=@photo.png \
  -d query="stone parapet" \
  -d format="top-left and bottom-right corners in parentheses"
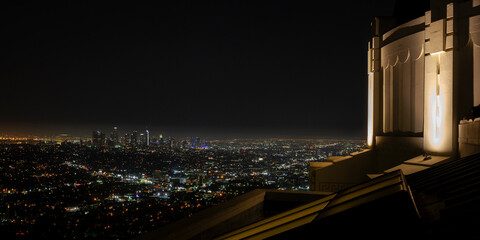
top-left (459, 119), bottom-right (480, 157)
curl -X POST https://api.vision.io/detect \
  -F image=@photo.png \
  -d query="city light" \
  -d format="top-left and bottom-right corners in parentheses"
top-left (0, 132), bottom-right (365, 238)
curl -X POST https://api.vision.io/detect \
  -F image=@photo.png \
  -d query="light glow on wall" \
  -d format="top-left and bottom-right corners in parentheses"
top-left (433, 72), bottom-right (443, 145)
top-left (367, 73), bottom-right (374, 147)
top-left (435, 54), bottom-right (441, 139)
top-left (431, 54), bottom-right (443, 147)
top-left (430, 50), bottom-right (445, 56)
top-left (426, 52), bottom-right (449, 152)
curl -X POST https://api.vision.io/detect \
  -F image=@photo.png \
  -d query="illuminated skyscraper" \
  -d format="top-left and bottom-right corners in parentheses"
top-left (140, 133), bottom-right (146, 146)
top-left (111, 127), bottom-right (119, 145)
top-left (131, 131), bottom-right (138, 145)
top-left (122, 133), bottom-right (130, 145)
top-left (92, 130), bottom-right (105, 147)
top-left (146, 129), bottom-right (150, 146)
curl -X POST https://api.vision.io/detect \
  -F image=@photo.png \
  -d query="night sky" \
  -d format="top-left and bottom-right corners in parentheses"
top-left (0, 1), bottom-right (396, 138)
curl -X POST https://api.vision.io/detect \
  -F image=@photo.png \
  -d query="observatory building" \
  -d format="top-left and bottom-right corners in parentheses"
top-left (310, 0), bottom-right (480, 192)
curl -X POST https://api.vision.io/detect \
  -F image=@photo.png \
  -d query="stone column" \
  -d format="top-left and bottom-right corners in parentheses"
top-left (367, 18), bottom-right (382, 148)
top-left (423, 4), bottom-right (454, 155)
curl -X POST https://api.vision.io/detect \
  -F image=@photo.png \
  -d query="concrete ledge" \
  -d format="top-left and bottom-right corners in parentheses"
top-left (460, 142), bottom-right (480, 158)
top-left (326, 155), bottom-right (352, 163)
top-left (326, 156), bottom-right (345, 162)
top-left (137, 189), bottom-right (331, 240)
top-left (375, 136), bottom-right (424, 170)
top-left (350, 149), bottom-right (371, 156)
top-left (137, 189), bottom-right (267, 240)
top-left (367, 174), bottom-right (384, 179)
top-left (404, 155), bottom-right (450, 166)
top-left (310, 162), bottom-right (333, 168)
top-left (384, 164), bottom-right (429, 175)
top-left (264, 189), bottom-right (332, 202)
top-left (459, 121), bottom-right (480, 157)
top-left (310, 149), bottom-right (376, 192)
top-left (383, 154), bottom-right (451, 176)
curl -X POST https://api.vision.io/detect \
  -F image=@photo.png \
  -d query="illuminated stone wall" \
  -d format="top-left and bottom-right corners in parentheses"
top-left (423, 6), bottom-right (455, 154)
top-left (381, 29), bottom-right (425, 134)
top-left (368, 2), bottom-right (479, 156)
top-left (471, 15), bottom-right (480, 106)
top-left (367, 23), bottom-right (381, 147)
top-left (459, 119), bottom-right (480, 157)
top-left (311, 0), bottom-right (480, 193)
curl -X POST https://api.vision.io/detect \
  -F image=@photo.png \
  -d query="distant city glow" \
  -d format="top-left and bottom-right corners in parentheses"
top-left (0, 131), bottom-right (366, 238)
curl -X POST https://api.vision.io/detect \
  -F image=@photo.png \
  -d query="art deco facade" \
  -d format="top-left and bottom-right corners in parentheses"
top-left (311, 0), bottom-right (480, 192)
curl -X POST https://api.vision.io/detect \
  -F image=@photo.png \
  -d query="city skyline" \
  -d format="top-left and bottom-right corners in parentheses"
top-left (0, 1), bottom-right (397, 139)
top-left (0, 123), bottom-right (368, 139)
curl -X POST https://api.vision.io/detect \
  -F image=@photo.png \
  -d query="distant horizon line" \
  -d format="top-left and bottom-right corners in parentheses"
top-left (0, 122), bottom-right (366, 140)
top-left (0, 133), bottom-right (366, 141)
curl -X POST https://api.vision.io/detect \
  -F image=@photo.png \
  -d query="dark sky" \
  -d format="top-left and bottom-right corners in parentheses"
top-left (0, 1), bottom-right (396, 138)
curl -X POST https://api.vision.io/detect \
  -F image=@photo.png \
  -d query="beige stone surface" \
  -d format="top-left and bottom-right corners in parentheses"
top-left (425, 10), bottom-right (431, 25)
top-left (404, 154), bottom-right (450, 166)
top-left (423, 50), bottom-right (453, 155)
top-left (310, 162), bottom-right (333, 168)
top-left (367, 174), bottom-right (384, 179)
top-left (459, 121), bottom-right (480, 157)
top-left (381, 31), bottom-right (424, 133)
top-left (470, 15), bottom-right (480, 106)
top-left (447, 3), bottom-right (454, 19)
top-left (428, 20), bottom-right (445, 54)
top-left (326, 156), bottom-right (344, 162)
top-left (446, 19), bottom-right (453, 34)
top-left (446, 35), bottom-right (453, 49)
top-left (384, 164), bottom-right (429, 175)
